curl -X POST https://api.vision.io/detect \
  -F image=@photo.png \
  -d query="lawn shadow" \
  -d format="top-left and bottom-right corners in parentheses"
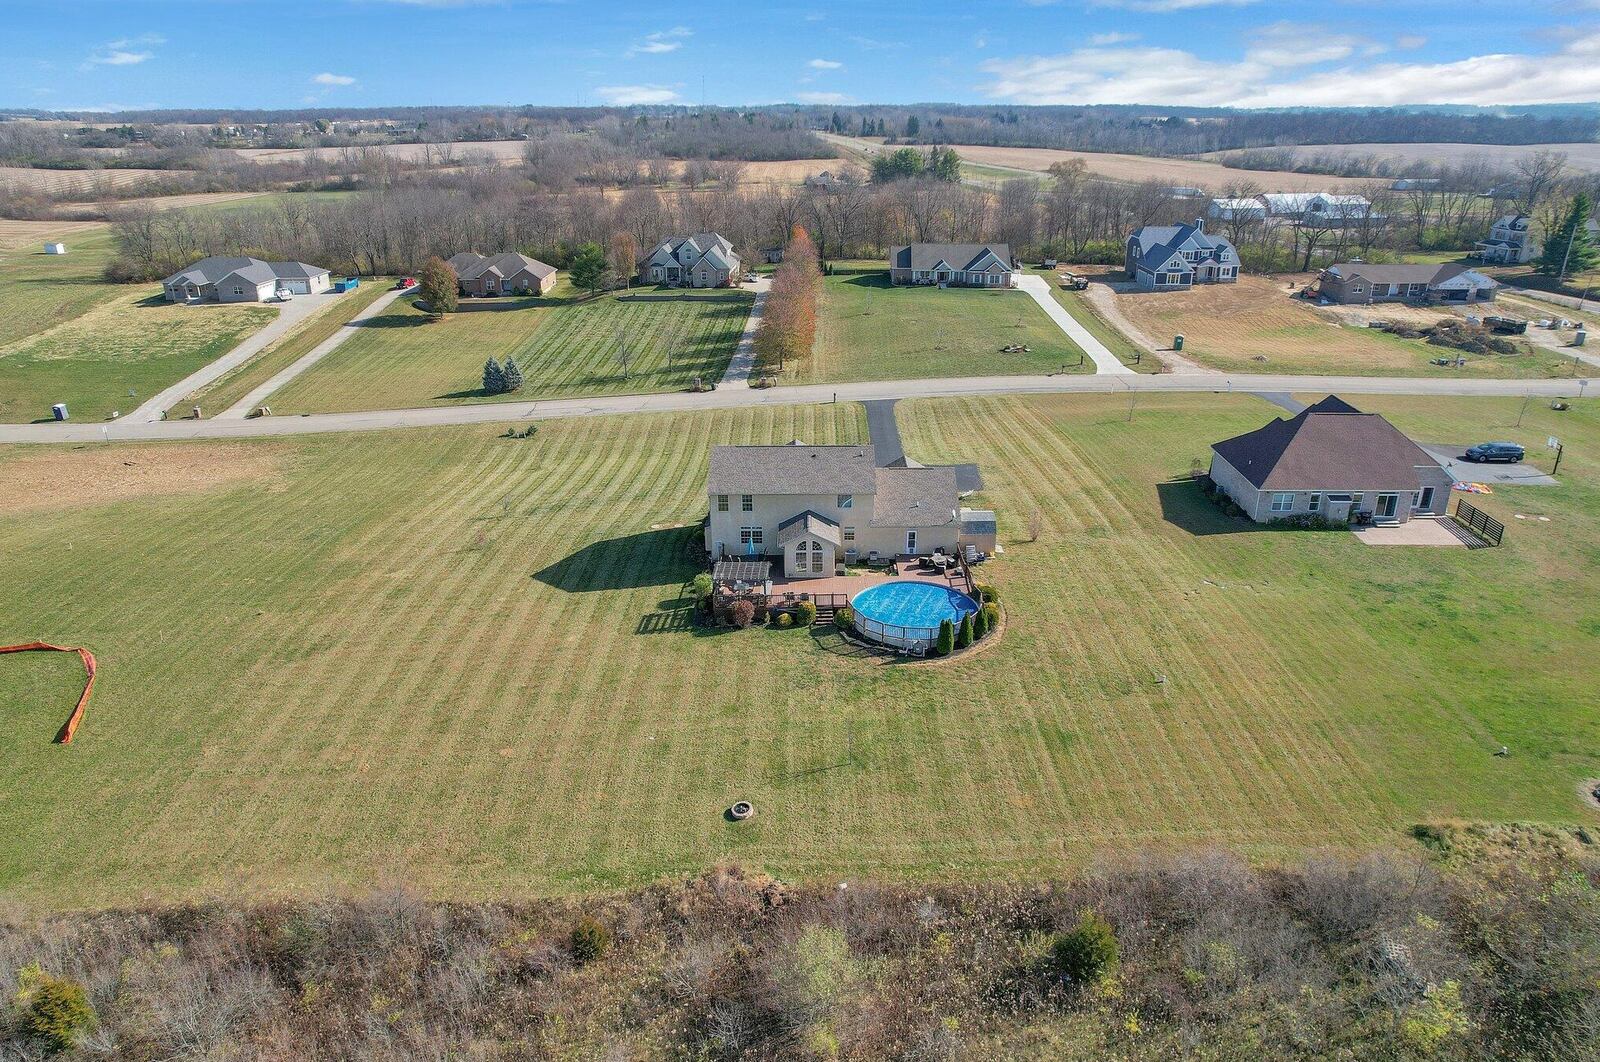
top-left (840, 273), bottom-right (893, 289)
top-left (1156, 478), bottom-right (1259, 537)
top-left (434, 387), bottom-right (498, 400)
top-left (532, 526), bottom-right (696, 593)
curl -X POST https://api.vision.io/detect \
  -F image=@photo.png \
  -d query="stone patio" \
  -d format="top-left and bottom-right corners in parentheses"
top-left (1351, 518), bottom-right (1470, 548)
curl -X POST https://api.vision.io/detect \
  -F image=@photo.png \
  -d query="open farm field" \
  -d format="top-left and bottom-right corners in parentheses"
top-left (1206, 141), bottom-right (1600, 174)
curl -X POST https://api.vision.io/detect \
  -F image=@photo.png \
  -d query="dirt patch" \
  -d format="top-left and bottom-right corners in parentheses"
top-left (0, 443), bottom-right (286, 514)
top-left (1583, 779), bottom-right (1600, 814)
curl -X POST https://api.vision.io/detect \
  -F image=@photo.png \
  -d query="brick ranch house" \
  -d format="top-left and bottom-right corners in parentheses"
top-left (888, 243), bottom-right (1015, 287)
top-left (1208, 396), bottom-right (1453, 525)
top-left (446, 252), bottom-right (558, 296)
top-left (1315, 262), bottom-right (1498, 305)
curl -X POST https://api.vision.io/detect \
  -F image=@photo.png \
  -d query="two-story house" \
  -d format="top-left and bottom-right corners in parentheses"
top-left (639, 232), bottom-right (741, 288)
top-left (704, 443), bottom-right (963, 578)
top-left (1125, 220), bottom-right (1240, 291)
top-left (1474, 215), bottom-right (1538, 265)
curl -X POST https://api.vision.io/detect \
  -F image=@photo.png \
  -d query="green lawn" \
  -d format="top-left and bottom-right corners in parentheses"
top-left (766, 263), bottom-right (1091, 385)
top-left (0, 290), bottom-right (273, 423)
top-left (175, 279), bottom-right (396, 418)
top-left (3, 394), bottom-right (1597, 909)
top-left (265, 284), bottom-right (752, 413)
top-left (0, 225), bottom-right (121, 350)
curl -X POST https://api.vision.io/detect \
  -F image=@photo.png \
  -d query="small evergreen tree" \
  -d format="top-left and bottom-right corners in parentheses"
top-left (569, 241), bottom-right (608, 296)
top-left (1537, 193), bottom-right (1600, 278)
top-left (482, 357), bottom-right (506, 395)
top-left (972, 606), bottom-right (989, 640)
top-left (502, 357), bottom-right (524, 392)
top-left (18, 969), bottom-right (98, 1052)
top-left (1050, 911), bottom-right (1120, 988)
top-left (934, 618), bottom-right (955, 656)
top-left (957, 613), bottom-right (974, 649)
top-left (417, 256), bottom-right (458, 317)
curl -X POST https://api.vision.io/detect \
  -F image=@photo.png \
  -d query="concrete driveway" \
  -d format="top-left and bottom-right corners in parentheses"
top-left (718, 275), bottom-right (770, 387)
top-left (1014, 274), bottom-right (1135, 375)
top-left (128, 291), bottom-right (340, 422)
top-left (1420, 443), bottom-right (1558, 487)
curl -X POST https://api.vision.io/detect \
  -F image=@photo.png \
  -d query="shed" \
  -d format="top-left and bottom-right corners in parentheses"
top-left (44, 242), bottom-right (67, 255)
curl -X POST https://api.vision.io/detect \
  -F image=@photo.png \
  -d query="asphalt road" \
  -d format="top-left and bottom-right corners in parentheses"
top-left (4, 372), bottom-right (1592, 446)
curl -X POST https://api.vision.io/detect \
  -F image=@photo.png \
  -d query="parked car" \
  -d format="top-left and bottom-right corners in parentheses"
top-left (1464, 441), bottom-right (1525, 463)
top-left (395, 277), bottom-right (417, 290)
top-left (275, 288), bottom-right (294, 301)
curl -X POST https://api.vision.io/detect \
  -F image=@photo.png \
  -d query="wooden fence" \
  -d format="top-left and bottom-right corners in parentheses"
top-left (1453, 499), bottom-right (1504, 546)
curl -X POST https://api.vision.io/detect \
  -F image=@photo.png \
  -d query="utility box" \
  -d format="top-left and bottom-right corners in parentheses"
top-left (1174, 334), bottom-right (1185, 352)
top-left (51, 403), bottom-right (68, 421)
top-left (1576, 329), bottom-right (1588, 347)
top-left (43, 242), bottom-right (66, 255)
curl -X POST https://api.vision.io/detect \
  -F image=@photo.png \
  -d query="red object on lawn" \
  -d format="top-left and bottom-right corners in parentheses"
top-left (396, 277), bottom-right (417, 289)
top-left (0, 641), bottom-right (97, 743)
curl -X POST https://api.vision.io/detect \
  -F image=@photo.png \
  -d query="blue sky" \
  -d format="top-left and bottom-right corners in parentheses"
top-left (3, 0), bottom-right (1598, 112)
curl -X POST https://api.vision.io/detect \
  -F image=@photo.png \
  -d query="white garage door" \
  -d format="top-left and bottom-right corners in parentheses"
top-left (282, 280), bottom-right (311, 295)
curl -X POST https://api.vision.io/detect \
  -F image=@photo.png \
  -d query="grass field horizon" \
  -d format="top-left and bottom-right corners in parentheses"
top-left (3, 394), bottom-right (1597, 910)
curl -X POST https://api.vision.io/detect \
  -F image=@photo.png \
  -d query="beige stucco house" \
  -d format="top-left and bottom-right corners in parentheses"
top-left (704, 443), bottom-right (965, 578)
top-left (1208, 396), bottom-right (1453, 525)
top-left (446, 252), bottom-right (558, 296)
top-left (161, 256), bottom-right (331, 303)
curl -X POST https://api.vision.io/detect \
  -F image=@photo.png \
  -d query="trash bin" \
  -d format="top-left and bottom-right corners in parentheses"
top-left (1576, 328), bottom-right (1588, 347)
top-left (1174, 334), bottom-right (1185, 352)
top-left (51, 403), bottom-right (68, 422)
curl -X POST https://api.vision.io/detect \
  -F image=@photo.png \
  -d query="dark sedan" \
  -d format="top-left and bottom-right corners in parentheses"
top-left (1464, 441), bottom-right (1525, 463)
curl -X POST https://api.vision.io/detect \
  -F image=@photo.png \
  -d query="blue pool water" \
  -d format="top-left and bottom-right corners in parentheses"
top-left (851, 580), bottom-right (979, 635)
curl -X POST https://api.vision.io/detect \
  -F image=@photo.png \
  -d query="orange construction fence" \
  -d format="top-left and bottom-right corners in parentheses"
top-left (1, 642), bottom-right (97, 743)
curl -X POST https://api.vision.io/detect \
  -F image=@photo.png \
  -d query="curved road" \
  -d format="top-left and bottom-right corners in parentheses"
top-left (2, 371), bottom-right (1590, 445)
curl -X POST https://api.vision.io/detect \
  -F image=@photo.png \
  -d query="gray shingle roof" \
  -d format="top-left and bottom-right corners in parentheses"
top-left (777, 510), bottom-right (843, 547)
top-left (708, 444), bottom-right (877, 496)
top-left (450, 251), bottom-right (557, 282)
top-left (1128, 223), bottom-right (1236, 273)
top-left (1210, 396), bottom-right (1443, 491)
top-left (869, 466), bottom-right (958, 527)
top-left (889, 243), bottom-right (1012, 272)
top-left (1325, 262), bottom-right (1496, 289)
top-left (161, 255), bottom-right (327, 288)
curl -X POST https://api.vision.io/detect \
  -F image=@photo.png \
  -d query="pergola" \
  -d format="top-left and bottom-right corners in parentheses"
top-left (711, 559), bottom-right (772, 586)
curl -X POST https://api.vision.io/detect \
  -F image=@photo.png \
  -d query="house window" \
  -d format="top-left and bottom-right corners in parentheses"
top-left (741, 494), bottom-right (753, 512)
top-left (1308, 493), bottom-right (1321, 512)
top-left (843, 526), bottom-right (855, 542)
top-left (837, 494), bottom-right (853, 509)
top-left (1270, 492), bottom-right (1295, 513)
top-left (716, 494), bottom-right (729, 512)
top-left (232, 286), bottom-right (245, 296)
top-left (739, 527), bottom-right (763, 547)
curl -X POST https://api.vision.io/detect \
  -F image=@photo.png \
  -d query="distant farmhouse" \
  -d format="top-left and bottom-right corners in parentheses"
top-left (1208, 198), bottom-right (1265, 222)
top-left (1209, 396), bottom-right (1452, 525)
top-left (446, 252), bottom-right (558, 296)
top-left (162, 256), bottom-right (331, 303)
top-left (639, 232), bottom-right (741, 288)
top-left (888, 243), bottom-right (1015, 287)
top-left (1469, 214), bottom-right (1600, 265)
top-left (1258, 192), bottom-right (1376, 226)
top-left (1316, 262), bottom-right (1497, 305)
top-left (1125, 220), bottom-right (1239, 291)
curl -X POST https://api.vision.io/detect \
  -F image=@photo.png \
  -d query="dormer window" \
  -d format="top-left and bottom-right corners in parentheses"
top-left (838, 494), bottom-right (853, 509)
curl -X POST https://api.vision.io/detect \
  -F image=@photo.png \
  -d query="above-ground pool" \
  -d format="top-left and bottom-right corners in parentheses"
top-left (851, 579), bottom-right (980, 651)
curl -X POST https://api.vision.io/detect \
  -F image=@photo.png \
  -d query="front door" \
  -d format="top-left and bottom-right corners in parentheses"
top-left (1416, 486), bottom-right (1435, 511)
top-left (1376, 493), bottom-right (1399, 520)
top-left (905, 530), bottom-right (917, 554)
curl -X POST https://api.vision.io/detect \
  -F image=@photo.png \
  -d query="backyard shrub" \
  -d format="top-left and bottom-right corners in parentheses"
top-left (980, 603), bottom-right (1000, 633)
top-left (956, 614), bottom-right (974, 650)
top-left (730, 600), bottom-right (756, 629)
top-left (1049, 911), bottom-right (1120, 988)
top-left (795, 600), bottom-right (818, 626)
top-left (15, 967), bottom-right (98, 1052)
top-left (776, 612), bottom-right (794, 628)
top-left (691, 573), bottom-right (713, 603)
top-left (834, 606), bottom-right (853, 629)
top-left (972, 607), bottom-right (989, 640)
top-left (570, 916), bottom-right (613, 963)
top-left (976, 584), bottom-right (1000, 604)
top-left (934, 619), bottom-right (955, 656)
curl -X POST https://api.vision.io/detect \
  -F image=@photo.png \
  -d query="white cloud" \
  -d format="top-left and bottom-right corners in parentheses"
top-left (807, 58), bottom-right (843, 69)
top-left (595, 84), bottom-right (682, 105)
top-left (1245, 22), bottom-right (1366, 68)
top-left (627, 27), bottom-right (691, 57)
top-left (983, 30), bottom-right (1600, 107)
top-left (1396, 34), bottom-right (1428, 50)
top-left (84, 35), bottom-right (164, 68)
top-left (796, 91), bottom-right (854, 105)
top-left (1088, 32), bottom-right (1139, 46)
top-left (312, 72), bottom-right (357, 86)
top-left (1095, 0), bottom-right (1256, 10)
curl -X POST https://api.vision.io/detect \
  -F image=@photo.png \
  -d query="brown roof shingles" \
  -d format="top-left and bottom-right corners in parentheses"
top-left (1211, 396), bottom-right (1443, 491)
